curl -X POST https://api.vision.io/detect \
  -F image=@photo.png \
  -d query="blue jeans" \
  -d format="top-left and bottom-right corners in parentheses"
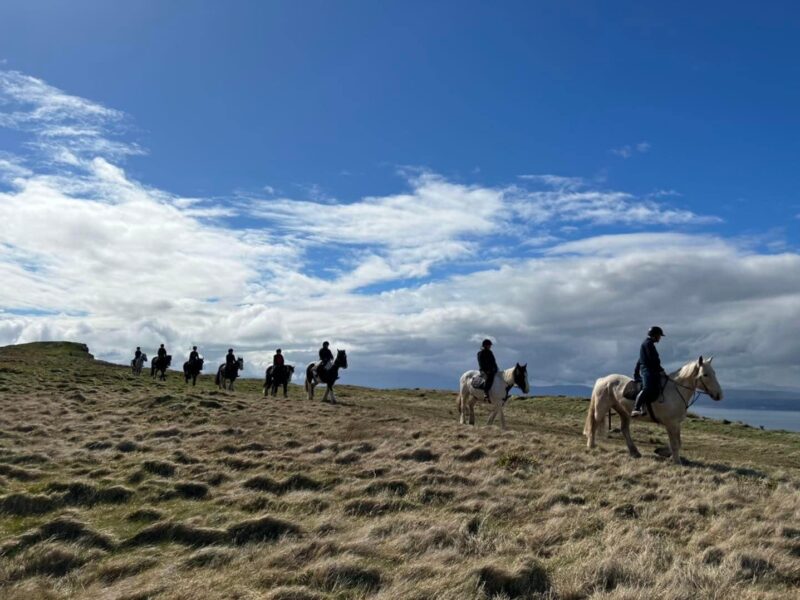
top-left (634, 369), bottom-right (660, 411)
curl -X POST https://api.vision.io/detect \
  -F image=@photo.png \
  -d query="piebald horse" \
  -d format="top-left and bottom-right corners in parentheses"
top-left (584, 356), bottom-right (723, 464)
top-left (305, 349), bottom-right (348, 403)
top-left (264, 364), bottom-right (295, 397)
top-left (458, 363), bottom-right (529, 430)
top-left (216, 358), bottom-right (244, 391)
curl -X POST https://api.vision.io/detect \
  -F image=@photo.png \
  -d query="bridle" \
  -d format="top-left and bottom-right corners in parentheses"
top-left (668, 374), bottom-right (716, 409)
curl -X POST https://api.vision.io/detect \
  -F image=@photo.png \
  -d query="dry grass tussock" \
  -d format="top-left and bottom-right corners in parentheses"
top-left (0, 341), bottom-right (798, 599)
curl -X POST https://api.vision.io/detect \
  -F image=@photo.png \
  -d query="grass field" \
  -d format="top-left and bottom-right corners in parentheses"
top-left (1, 341), bottom-right (798, 599)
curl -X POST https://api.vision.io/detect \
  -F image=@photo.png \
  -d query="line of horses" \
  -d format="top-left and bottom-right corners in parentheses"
top-left (132, 347), bottom-right (723, 465)
top-left (130, 349), bottom-right (350, 403)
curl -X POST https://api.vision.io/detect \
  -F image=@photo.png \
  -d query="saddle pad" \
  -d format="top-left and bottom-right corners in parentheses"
top-left (470, 376), bottom-right (485, 390)
top-left (622, 380), bottom-right (641, 401)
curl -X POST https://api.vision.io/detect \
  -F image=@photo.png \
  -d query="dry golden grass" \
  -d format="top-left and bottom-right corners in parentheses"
top-left (0, 341), bottom-right (798, 599)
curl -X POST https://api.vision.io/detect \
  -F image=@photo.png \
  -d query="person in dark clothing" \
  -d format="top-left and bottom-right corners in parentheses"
top-left (134, 347), bottom-right (142, 360)
top-left (477, 339), bottom-right (499, 402)
top-left (158, 344), bottom-right (167, 360)
top-left (631, 326), bottom-right (666, 417)
top-left (189, 346), bottom-right (199, 362)
top-left (318, 341), bottom-right (334, 372)
top-left (273, 348), bottom-right (285, 377)
top-left (226, 348), bottom-right (237, 367)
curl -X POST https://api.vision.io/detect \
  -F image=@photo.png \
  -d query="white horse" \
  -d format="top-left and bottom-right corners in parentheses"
top-left (584, 356), bottom-right (723, 464)
top-left (458, 363), bottom-right (529, 430)
top-left (131, 353), bottom-right (147, 376)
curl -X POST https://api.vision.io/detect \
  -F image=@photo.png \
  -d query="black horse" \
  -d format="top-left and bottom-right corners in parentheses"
top-left (305, 349), bottom-right (348, 403)
top-left (183, 357), bottom-right (204, 386)
top-left (264, 364), bottom-right (295, 398)
top-left (151, 355), bottom-right (172, 381)
top-left (216, 357), bottom-right (244, 391)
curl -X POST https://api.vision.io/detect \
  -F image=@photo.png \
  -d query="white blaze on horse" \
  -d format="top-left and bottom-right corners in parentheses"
top-left (216, 357), bottom-right (244, 391)
top-left (131, 353), bottom-right (147, 376)
top-left (584, 356), bottom-right (723, 465)
top-left (264, 364), bottom-right (295, 398)
top-left (458, 363), bottom-right (529, 430)
top-left (305, 349), bottom-right (348, 403)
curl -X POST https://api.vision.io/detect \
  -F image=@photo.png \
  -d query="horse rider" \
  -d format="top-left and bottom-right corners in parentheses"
top-left (631, 326), bottom-right (666, 417)
top-left (157, 344), bottom-right (167, 363)
top-left (189, 346), bottom-right (199, 363)
top-left (134, 346), bottom-right (141, 361)
top-left (318, 341), bottom-right (334, 373)
top-left (273, 348), bottom-right (285, 378)
top-left (477, 339), bottom-right (499, 403)
top-left (225, 348), bottom-right (237, 372)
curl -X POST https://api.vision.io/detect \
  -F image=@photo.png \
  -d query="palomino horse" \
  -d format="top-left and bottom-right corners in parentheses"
top-left (584, 356), bottom-right (723, 464)
top-left (183, 357), bottom-right (204, 386)
top-left (151, 355), bottom-right (171, 381)
top-left (264, 364), bottom-right (295, 398)
top-left (458, 363), bottom-right (529, 430)
top-left (216, 358), bottom-right (244, 391)
top-left (131, 353), bottom-right (147, 376)
top-left (305, 349), bottom-right (348, 403)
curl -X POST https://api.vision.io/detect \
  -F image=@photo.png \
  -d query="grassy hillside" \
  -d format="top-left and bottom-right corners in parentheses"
top-left (0, 342), bottom-right (798, 599)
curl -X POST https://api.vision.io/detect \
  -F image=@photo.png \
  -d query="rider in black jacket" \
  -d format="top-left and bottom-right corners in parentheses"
top-left (318, 341), bottom-right (334, 371)
top-left (477, 339), bottom-right (499, 402)
top-left (631, 326), bottom-right (666, 416)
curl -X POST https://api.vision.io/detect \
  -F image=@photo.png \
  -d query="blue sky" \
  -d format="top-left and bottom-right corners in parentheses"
top-left (1, 1), bottom-right (799, 390)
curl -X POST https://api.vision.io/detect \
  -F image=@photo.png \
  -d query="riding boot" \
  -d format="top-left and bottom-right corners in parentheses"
top-left (631, 389), bottom-right (647, 417)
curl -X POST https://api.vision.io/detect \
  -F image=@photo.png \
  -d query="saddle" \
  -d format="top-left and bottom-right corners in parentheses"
top-left (622, 380), bottom-right (642, 401)
top-left (470, 375), bottom-right (486, 391)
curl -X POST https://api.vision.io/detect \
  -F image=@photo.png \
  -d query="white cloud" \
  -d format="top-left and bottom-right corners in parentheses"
top-left (1, 69), bottom-right (799, 391)
top-left (612, 141), bottom-right (651, 158)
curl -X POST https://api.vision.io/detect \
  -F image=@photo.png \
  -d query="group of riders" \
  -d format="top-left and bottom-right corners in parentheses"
top-left (474, 325), bottom-right (666, 418)
top-left (132, 340), bottom-right (339, 384)
top-left (134, 329), bottom-right (666, 416)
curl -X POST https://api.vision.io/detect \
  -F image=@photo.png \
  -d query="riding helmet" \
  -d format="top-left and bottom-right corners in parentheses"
top-left (322, 341), bottom-right (329, 346)
top-left (482, 339), bottom-right (493, 347)
top-left (648, 326), bottom-right (665, 337)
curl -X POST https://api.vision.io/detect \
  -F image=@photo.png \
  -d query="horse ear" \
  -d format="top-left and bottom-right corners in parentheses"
top-left (707, 356), bottom-right (714, 363)
top-left (698, 355), bottom-right (704, 366)
top-left (516, 362), bottom-right (520, 367)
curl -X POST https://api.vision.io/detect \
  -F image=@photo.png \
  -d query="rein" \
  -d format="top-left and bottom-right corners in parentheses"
top-left (667, 376), bottom-right (712, 410)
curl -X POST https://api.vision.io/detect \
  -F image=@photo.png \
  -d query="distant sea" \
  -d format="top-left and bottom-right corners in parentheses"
top-left (690, 404), bottom-right (800, 433)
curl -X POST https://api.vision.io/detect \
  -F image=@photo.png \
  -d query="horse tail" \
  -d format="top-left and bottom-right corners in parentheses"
top-left (584, 380), bottom-right (609, 443)
top-left (215, 367), bottom-right (221, 387)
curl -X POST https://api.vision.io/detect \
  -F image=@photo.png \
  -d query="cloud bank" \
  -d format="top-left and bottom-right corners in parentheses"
top-left (1, 69), bottom-right (799, 391)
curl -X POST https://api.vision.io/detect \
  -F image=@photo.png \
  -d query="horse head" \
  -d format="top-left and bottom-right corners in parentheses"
top-left (696, 355), bottom-right (723, 401)
top-left (335, 349), bottom-right (348, 369)
top-left (514, 362), bottom-right (530, 395)
top-left (237, 357), bottom-right (244, 371)
top-left (286, 364), bottom-right (295, 378)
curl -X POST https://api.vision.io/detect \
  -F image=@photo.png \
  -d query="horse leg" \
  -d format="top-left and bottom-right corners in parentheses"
top-left (282, 383), bottom-right (288, 398)
top-left (616, 403), bottom-right (641, 458)
top-left (486, 399), bottom-right (497, 425)
top-left (329, 385), bottom-right (336, 404)
top-left (468, 399), bottom-right (476, 426)
top-left (665, 422), bottom-right (683, 465)
top-left (499, 402), bottom-right (507, 431)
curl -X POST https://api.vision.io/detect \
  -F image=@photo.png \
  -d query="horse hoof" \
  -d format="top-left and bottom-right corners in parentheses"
top-left (631, 450), bottom-right (642, 459)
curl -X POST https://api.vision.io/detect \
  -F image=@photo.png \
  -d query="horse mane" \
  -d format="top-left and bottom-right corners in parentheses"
top-left (672, 360), bottom-right (699, 381)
